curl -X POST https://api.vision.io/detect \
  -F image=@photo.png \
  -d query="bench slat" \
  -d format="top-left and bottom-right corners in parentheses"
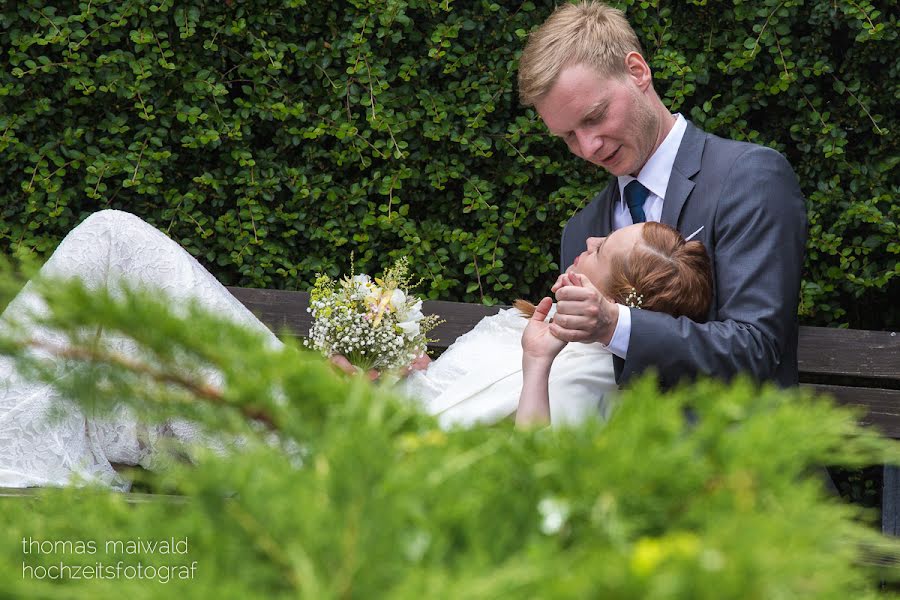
top-left (805, 383), bottom-right (900, 438)
top-left (228, 287), bottom-right (310, 336)
top-left (418, 300), bottom-right (504, 349)
top-left (798, 326), bottom-right (900, 381)
top-left (229, 288), bottom-right (900, 380)
top-left (227, 287), bottom-right (505, 350)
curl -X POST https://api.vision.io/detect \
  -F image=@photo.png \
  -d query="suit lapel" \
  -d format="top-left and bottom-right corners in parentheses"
top-left (660, 122), bottom-right (705, 228)
top-left (602, 184), bottom-right (617, 235)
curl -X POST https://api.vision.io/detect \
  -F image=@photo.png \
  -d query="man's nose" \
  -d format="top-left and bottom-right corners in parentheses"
top-left (575, 129), bottom-right (602, 159)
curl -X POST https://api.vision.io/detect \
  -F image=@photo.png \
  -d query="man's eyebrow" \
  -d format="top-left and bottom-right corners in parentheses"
top-left (582, 100), bottom-right (608, 120)
top-left (548, 100), bottom-right (608, 137)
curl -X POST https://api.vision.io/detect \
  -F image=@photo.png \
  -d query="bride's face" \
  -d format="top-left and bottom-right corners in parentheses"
top-left (567, 223), bottom-right (644, 291)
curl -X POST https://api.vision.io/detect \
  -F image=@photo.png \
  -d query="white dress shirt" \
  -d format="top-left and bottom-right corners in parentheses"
top-left (603, 114), bottom-right (687, 359)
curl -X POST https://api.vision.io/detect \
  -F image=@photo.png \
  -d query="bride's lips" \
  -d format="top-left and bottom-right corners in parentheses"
top-left (566, 253), bottom-right (583, 277)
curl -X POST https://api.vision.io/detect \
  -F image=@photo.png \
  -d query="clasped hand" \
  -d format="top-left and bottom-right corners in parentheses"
top-left (548, 272), bottom-right (619, 346)
top-left (329, 353), bottom-right (432, 381)
top-left (521, 297), bottom-right (567, 364)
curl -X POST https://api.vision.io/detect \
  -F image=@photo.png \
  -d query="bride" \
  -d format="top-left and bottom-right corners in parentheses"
top-left (0, 210), bottom-right (711, 488)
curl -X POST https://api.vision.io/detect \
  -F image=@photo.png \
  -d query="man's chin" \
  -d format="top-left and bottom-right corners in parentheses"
top-left (594, 163), bottom-right (625, 177)
top-left (591, 147), bottom-right (630, 176)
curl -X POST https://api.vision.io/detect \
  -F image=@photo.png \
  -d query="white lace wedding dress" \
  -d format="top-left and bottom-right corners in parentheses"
top-left (0, 210), bottom-right (616, 489)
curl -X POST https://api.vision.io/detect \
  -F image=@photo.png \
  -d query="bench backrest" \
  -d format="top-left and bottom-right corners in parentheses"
top-left (227, 287), bottom-right (900, 438)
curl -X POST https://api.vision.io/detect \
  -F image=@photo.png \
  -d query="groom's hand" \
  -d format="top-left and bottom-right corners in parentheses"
top-left (550, 273), bottom-right (619, 345)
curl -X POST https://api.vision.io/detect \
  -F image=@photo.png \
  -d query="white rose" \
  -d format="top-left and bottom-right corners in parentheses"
top-left (389, 288), bottom-right (406, 310)
top-left (351, 274), bottom-right (373, 295)
top-left (397, 319), bottom-right (421, 338)
top-left (397, 299), bottom-right (423, 322)
top-left (396, 299), bottom-right (424, 339)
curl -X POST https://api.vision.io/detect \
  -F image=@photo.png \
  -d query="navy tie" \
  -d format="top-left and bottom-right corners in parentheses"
top-left (624, 180), bottom-right (650, 224)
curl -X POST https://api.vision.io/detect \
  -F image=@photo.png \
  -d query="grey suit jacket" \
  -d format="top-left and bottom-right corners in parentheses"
top-left (560, 122), bottom-right (807, 388)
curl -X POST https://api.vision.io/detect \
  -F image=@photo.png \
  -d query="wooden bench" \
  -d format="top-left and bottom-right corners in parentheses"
top-left (226, 286), bottom-right (900, 532)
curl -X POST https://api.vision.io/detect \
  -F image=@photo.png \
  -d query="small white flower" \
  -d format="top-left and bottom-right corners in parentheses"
top-left (538, 497), bottom-right (570, 535)
top-left (402, 530), bottom-right (431, 562)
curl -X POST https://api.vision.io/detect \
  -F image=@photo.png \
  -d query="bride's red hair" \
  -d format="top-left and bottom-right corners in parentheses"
top-left (606, 222), bottom-right (712, 321)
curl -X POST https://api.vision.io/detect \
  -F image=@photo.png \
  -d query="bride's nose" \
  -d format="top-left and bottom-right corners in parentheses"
top-left (585, 236), bottom-right (605, 252)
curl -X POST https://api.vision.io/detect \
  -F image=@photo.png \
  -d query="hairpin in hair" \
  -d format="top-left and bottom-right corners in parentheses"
top-left (684, 226), bottom-right (704, 242)
top-left (625, 287), bottom-right (643, 309)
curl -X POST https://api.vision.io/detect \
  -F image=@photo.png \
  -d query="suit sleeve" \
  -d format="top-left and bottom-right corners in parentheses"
top-left (621, 145), bottom-right (807, 386)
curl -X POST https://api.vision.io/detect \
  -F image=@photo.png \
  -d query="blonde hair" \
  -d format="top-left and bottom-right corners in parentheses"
top-left (517, 223), bottom-right (712, 322)
top-left (518, 1), bottom-right (644, 106)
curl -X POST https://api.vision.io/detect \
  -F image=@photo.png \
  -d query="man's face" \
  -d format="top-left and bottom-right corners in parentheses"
top-left (534, 62), bottom-right (659, 177)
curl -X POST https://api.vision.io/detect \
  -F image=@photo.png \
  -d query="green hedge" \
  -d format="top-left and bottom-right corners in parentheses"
top-left (0, 0), bottom-right (896, 327)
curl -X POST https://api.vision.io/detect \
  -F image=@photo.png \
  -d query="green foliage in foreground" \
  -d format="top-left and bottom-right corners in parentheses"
top-left (0, 0), bottom-right (896, 327)
top-left (2, 275), bottom-right (900, 598)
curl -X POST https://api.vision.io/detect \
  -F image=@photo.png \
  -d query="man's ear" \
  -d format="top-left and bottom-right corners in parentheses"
top-left (624, 51), bottom-right (652, 92)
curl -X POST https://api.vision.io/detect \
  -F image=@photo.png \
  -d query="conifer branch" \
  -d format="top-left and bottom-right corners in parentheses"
top-left (23, 337), bottom-right (277, 430)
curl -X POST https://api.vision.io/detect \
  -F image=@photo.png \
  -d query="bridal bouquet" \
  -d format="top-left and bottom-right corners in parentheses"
top-left (305, 258), bottom-right (442, 372)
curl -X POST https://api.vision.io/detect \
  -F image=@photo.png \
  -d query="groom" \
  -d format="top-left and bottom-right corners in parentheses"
top-left (518, 1), bottom-right (807, 388)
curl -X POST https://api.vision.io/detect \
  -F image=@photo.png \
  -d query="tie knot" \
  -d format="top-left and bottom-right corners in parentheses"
top-left (624, 180), bottom-right (650, 224)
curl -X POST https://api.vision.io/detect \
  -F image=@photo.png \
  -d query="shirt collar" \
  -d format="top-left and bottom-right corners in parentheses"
top-left (617, 114), bottom-right (687, 202)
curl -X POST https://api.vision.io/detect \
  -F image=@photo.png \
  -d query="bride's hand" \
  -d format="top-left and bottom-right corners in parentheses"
top-left (330, 353), bottom-right (431, 381)
top-left (521, 297), bottom-right (567, 363)
top-left (400, 353), bottom-right (432, 377)
top-left (329, 355), bottom-right (380, 381)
